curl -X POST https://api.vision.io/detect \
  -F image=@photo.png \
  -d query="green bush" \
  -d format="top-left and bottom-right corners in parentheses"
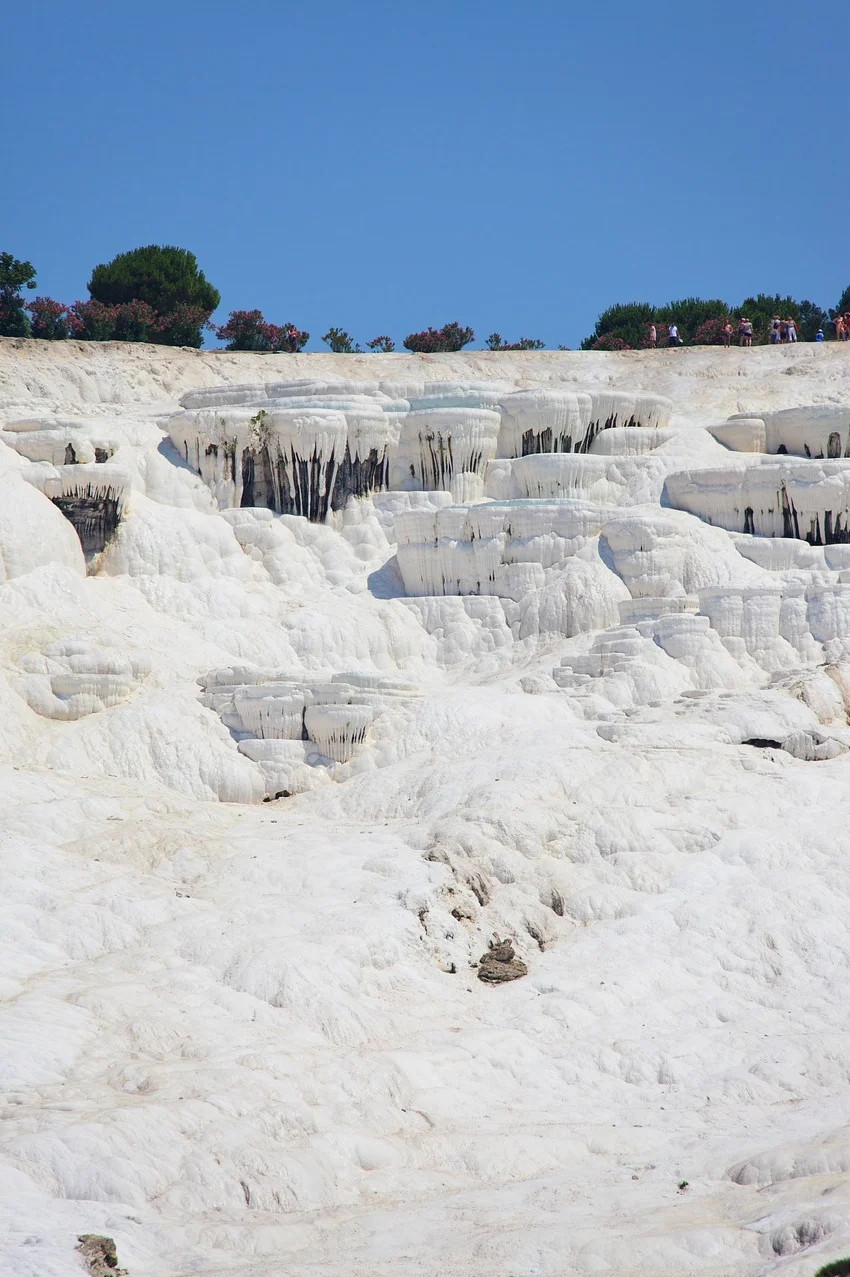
top-left (814, 1260), bottom-right (850, 1277)
top-left (832, 285), bottom-right (850, 327)
top-left (793, 299), bottom-right (830, 343)
top-left (655, 298), bottom-right (729, 343)
top-left (216, 309), bottom-right (273, 351)
top-left (88, 245), bottom-right (219, 346)
top-left (733, 293), bottom-right (826, 344)
top-left (486, 333), bottom-right (545, 350)
top-left (0, 252), bottom-right (37, 337)
top-left (322, 327), bottom-right (360, 353)
top-left (691, 316), bottom-right (734, 345)
top-left (582, 293), bottom-right (828, 347)
top-left (580, 301), bottom-right (654, 351)
top-left (89, 245), bottom-right (219, 314)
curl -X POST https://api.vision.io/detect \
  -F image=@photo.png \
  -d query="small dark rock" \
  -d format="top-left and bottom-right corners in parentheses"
top-left (477, 937), bottom-right (528, 984)
top-left (76, 1234), bottom-right (128, 1276)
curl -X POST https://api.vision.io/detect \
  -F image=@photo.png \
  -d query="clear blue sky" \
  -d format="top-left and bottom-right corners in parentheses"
top-left (2, 1), bottom-right (848, 349)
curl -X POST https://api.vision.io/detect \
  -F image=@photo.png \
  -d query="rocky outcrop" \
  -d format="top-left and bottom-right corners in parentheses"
top-left (477, 938), bottom-right (528, 983)
top-left (76, 1234), bottom-right (127, 1276)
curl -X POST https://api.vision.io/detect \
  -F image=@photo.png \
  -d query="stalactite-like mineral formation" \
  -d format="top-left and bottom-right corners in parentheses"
top-left (167, 381), bottom-right (672, 521)
top-left (665, 459), bottom-right (850, 545)
top-left (23, 464), bottom-right (129, 554)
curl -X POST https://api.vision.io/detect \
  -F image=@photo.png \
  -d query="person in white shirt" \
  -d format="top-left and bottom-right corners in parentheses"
top-left (667, 323), bottom-right (679, 347)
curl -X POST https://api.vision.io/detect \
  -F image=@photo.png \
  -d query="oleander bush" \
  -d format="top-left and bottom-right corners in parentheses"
top-left (486, 333), bottom-right (545, 350)
top-left (216, 309), bottom-right (274, 352)
top-left (27, 296), bottom-right (70, 340)
top-left (154, 302), bottom-right (215, 347)
top-left (692, 316), bottom-right (734, 346)
top-left (113, 299), bottom-right (157, 342)
top-left (68, 299), bottom-right (119, 341)
top-left (591, 332), bottom-right (632, 351)
top-left (271, 323), bottom-right (309, 353)
top-left (403, 321), bottom-right (474, 353)
top-left (322, 327), bottom-right (360, 353)
top-left (216, 309), bottom-right (309, 353)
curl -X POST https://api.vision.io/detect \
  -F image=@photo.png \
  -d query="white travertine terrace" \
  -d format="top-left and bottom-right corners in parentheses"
top-left (304, 702), bottom-right (374, 763)
top-left (713, 405), bottom-right (850, 458)
top-left (168, 380), bottom-right (673, 519)
top-left (665, 457), bottom-right (850, 544)
top-left (394, 406), bottom-right (501, 500)
top-left (0, 415), bottom-right (117, 465)
top-left (395, 499), bottom-right (607, 595)
top-left (15, 639), bottom-right (152, 720)
top-left (198, 667), bottom-right (416, 789)
top-left (6, 339), bottom-right (850, 1277)
top-left (491, 452), bottom-right (671, 505)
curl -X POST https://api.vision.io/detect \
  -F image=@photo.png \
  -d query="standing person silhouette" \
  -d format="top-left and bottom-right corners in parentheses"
top-left (648, 323), bottom-right (657, 348)
top-left (667, 323), bottom-right (679, 348)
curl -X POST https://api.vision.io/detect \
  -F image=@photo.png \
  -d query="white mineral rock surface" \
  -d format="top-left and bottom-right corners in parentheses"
top-left (3, 338), bottom-right (850, 1277)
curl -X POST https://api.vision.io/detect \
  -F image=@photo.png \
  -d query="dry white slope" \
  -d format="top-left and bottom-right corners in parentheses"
top-left (1, 339), bottom-right (850, 1277)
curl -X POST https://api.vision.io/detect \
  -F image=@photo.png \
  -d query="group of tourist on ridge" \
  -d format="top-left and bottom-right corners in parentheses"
top-left (650, 314), bottom-right (816, 348)
top-left (2, 245), bottom-right (850, 354)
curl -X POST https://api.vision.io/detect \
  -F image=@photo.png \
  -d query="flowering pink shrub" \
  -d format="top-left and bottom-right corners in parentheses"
top-left (216, 309), bottom-right (271, 351)
top-left (113, 298), bottom-right (157, 342)
top-left (27, 296), bottom-right (69, 340)
top-left (216, 310), bottom-right (308, 352)
top-left (269, 323), bottom-right (309, 353)
top-left (68, 299), bottom-right (118, 341)
top-left (692, 316), bottom-right (733, 346)
top-left (403, 322), bottom-right (474, 353)
top-left (367, 335), bottom-right (395, 352)
top-left (155, 303), bottom-right (214, 347)
top-left (590, 333), bottom-right (631, 351)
